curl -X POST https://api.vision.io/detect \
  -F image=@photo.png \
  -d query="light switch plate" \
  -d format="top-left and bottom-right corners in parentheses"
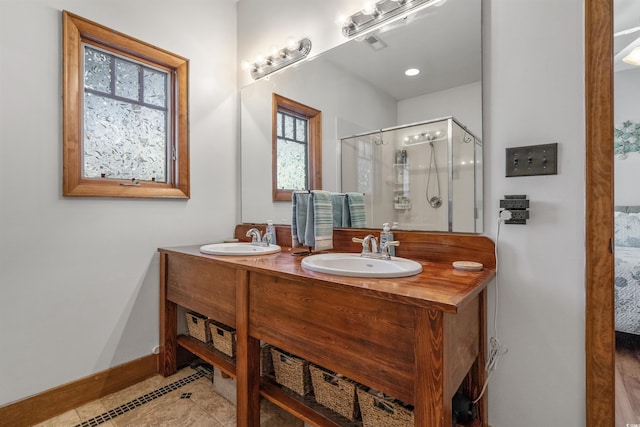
top-left (506, 143), bottom-right (558, 177)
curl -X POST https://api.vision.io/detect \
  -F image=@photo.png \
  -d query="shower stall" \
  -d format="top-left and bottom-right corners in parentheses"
top-left (340, 116), bottom-right (483, 233)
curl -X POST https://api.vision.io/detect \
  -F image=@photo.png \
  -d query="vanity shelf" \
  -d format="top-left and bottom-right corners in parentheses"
top-left (260, 377), bottom-right (361, 427)
top-left (176, 334), bottom-right (236, 378)
top-left (160, 226), bottom-right (495, 427)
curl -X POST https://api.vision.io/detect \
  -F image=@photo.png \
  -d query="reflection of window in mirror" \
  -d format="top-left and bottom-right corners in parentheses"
top-left (272, 94), bottom-right (321, 201)
top-left (63, 11), bottom-right (189, 198)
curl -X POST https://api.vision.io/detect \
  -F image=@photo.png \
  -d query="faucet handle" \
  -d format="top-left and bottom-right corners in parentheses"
top-left (380, 240), bottom-right (399, 259)
top-left (353, 235), bottom-right (377, 255)
top-left (261, 232), bottom-right (272, 246)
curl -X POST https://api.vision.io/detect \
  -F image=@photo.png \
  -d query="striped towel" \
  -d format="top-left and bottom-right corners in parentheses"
top-left (307, 190), bottom-right (334, 251)
top-left (291, 191), bottom-right (310, 248)
top-left (331, 193), bottom-right (349, 227)
top-left (346, 193), bottom-right (367, 228)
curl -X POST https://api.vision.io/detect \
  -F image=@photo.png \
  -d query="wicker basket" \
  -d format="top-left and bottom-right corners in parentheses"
top-left (270, 347), bottom-right (311, 396)
top-left (209, 320), bottom-right (236, 357)
top-left (357, 387), bottom-right (414, 427)
top-left (185, 312), bottom-right (211, 343)
top-left (309, 365), bottom-right (359, 421)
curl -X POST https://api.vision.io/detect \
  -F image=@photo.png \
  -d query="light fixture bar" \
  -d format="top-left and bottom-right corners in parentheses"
top-left (614, 26), bottom-right (640, 37)
top-left (342, 0), bottom-right (437, 38)
top-left (249, 38), bottom-right (312, 80)
top-left (403, 130), bottom-right (446, 146)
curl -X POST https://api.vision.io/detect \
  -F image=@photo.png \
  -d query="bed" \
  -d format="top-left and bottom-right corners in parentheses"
top-left (614, 206), bottom-right (640, 335)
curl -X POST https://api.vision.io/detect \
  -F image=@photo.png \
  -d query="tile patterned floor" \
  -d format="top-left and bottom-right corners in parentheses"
top-left (33, 367), bottom-right (303, 427)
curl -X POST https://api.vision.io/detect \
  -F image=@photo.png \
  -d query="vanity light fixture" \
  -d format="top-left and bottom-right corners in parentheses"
top-left (247, 38), bottom-right (312, 80)
top-left (341, 0), bottom-right (441, 38)
top-left (623, 46), bottom-right (640, 66)
top-left (403, 130), bottom-right (446, 145)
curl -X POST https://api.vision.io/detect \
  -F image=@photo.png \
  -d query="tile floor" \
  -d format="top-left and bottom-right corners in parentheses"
top-left (33, 367), bottom-right (304, 427)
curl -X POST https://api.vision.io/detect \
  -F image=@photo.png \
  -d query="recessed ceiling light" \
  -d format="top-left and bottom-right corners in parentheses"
top-left (405, 68), bottom-right (420, 76)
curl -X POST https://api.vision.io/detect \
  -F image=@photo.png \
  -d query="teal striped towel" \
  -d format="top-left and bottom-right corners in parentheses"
top-left (331, 193), bottom-right (350, 227)
top-left (306, 190), bottom-right (334, 251)
top-left (346, 193), bottom-right (366, 228)
top-left (291, 191), bottom-right (310, 248)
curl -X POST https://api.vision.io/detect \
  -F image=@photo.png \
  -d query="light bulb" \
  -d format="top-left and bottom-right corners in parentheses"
top-left (286, 37), bottom-right (300, 51)
top-left (336, 14), bottom-right (349, 27)
top-left (405, 68), bottom-right (420, 76)
top-left (361, 1), bottom-right (378, 16)
top-left (240, 61), bottom-right (251, 71)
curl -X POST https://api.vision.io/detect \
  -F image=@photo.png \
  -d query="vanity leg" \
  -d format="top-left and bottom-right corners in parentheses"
top-left (236, 270), bottom-right (261, 427)
top-left (467, 289), bottom-right (488, 425)
top-left (414, 308), bottom-right (446, 426)
top-left (159, 252), bottom-right (177, 376)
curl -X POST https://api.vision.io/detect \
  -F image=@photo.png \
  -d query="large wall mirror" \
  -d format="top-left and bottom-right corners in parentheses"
top-left (240, 0), bottom-right (482, 232)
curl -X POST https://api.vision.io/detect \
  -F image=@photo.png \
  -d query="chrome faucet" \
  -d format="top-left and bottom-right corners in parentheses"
top-left (363, 234), bottom-right (378, 255)
top-left (246, 228), bottom-right (264, 246)
top-left (352, 234), bottom-right (399, 260)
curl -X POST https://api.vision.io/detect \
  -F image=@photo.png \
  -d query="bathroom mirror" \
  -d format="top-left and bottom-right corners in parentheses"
top-left (240, 0), bottom-right (482, 231)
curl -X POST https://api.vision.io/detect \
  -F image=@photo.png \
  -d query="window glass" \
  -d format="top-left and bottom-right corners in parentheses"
top-left (82, 45), bottom-right (169, 183)
top-left (276, 111), bottom-right (308, 190)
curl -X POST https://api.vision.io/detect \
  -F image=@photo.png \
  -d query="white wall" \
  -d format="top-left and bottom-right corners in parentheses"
top-left (614, 67), bottom-right (640, 205)
top-left (239, 1), bottom-right (586, 426)
top-left (398, 81), bottom-right (483, 137)
top-left (0, 0), bottom-right (238, 406)
top-left (483, 0), bottom-right (585, 425)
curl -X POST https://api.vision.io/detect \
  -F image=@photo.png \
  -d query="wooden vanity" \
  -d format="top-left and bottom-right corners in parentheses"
top-left (159, 226), bottom-right (495, 427)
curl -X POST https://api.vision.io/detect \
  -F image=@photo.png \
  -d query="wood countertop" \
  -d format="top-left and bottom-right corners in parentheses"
top-left (159, 244), bottom-right (494, 313)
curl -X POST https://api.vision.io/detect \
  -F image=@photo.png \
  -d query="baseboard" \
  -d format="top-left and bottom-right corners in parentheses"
top-left (0, 353), bottom-right (158, 427)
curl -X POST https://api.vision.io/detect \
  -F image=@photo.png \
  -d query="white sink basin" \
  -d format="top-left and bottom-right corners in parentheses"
top-left (301, 253), bottom-right (423, 278)
top-left (199, 242), bottom-right (281, 256)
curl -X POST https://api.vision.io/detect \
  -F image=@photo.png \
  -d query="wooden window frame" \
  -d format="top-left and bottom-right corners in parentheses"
top-left (272, 93), bottom-right (322, 201)
top-left (62, 11), bottom-right (189, 198)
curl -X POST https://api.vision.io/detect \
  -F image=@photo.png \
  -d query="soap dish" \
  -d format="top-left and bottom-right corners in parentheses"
top-left (452, 261), bottom-right (483, 272)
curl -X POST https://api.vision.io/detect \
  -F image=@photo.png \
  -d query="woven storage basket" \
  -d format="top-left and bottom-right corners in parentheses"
top-left (209, 320), bottom-right (236, 357)
top-left (357, 387), bottom-right (414, 427)
top-left (185, 312), bottom-right (211, 343)
top-left (270, 347), bottom-right (311, 396)
top-left (261, 343), bottom-right (274, 376)
top-left (309, 365), bottom-right (359, 421)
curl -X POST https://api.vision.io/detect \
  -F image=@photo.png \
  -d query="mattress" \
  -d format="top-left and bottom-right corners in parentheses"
top-left (615, 246), bottom-right (640, 335)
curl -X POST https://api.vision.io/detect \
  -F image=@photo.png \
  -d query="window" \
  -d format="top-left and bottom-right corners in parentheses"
top-left (63, 11), bottom-right (189, 198)
top-left (272, 94), bottom-right (321, 201)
